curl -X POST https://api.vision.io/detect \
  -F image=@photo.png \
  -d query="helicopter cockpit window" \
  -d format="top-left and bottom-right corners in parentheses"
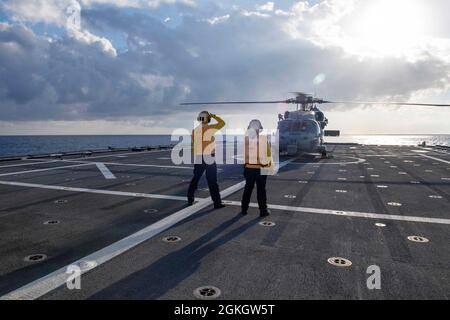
top-left (304, 121), bottom-right (320, 134)
top-left (291, 121), bottom-right (319, 134)
top-left (315, 111), bottom-right (325, 122)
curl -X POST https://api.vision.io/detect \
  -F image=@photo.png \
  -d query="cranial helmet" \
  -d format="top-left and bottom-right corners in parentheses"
top-left (248, 119), bottom-right (263, 131)
top-left (197, 111), bottom-right (211, 124)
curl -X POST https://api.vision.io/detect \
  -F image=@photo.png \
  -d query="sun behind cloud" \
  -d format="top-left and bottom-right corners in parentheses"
top-left (344, 0), bottom-right (431, 58)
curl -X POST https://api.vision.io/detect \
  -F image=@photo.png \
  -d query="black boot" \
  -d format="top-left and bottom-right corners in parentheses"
top-left (214, 202), bottom-right (226, 209)
top-left (240, 208), bottom-right (248, 216)
top-left (187, 197), bottom-right (194, 206)
top-left (260, 208), bottom-right (271, 218)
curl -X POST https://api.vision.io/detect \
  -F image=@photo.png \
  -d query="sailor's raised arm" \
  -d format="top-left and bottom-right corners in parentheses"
top-left (210, 114), bottom-right (225, 130)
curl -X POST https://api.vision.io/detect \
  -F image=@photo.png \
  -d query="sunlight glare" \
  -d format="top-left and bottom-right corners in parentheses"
top-left (348, 0), bottom-right (429, 57)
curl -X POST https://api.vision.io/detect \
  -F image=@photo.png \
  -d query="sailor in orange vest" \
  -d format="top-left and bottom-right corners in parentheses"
top-left (187, 111), bottom-right (226, 208)
top-left (241, 119), bottom-right (272, 217)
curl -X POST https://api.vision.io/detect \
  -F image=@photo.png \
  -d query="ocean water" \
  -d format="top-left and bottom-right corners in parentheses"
top-left (0, 135), bottom-right (172, 158)
top-left (0, 134), bottom-right (449, 158)
top-left (326, 134), bottom-right (450, 147)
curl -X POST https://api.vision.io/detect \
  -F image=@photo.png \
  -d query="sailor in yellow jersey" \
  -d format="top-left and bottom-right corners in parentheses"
top-left (187, 111), bottom-right (226, 208)
top-left (241, 119), bottom-right (272, 217)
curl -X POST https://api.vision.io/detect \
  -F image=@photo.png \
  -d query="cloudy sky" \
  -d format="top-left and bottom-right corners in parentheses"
top-left (0, 0), bottom-right (449, 135)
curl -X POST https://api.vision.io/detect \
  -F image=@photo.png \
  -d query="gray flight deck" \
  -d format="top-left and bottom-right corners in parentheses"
top-left (0, 144), bottom-right (449, 300)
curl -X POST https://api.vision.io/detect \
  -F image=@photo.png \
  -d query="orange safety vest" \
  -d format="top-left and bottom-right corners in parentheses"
top-left (192, 114), bottom-right (225, 158)
top-left (244, 134), bottom-right (272, 169)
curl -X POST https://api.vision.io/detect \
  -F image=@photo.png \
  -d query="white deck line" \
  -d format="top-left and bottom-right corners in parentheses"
top-left (95, 163), bottom-right (116, 180)
top-left (0, 149), bottom-right (171, 169)
top-left (288, 156), bottom-right (365, 165)
top-left (0, 158), bottom-right (192, 178)
top-left (0, 158), bottom-right (296, 300)
top-left (0, 163), bottom-right (93, 177)
top-left (223, 201), bottom-right (450, 225)
top-left (64, 160), bottom-right (193, 170)
top-left (416, 146), bottom-right (450, 155)
top-left (420, 154), bottom-right (450, 165)
top-left (0, 180), bottom-right (188, 201)
top-left (0, 160), bottom-right (58, 169)
top-left (66, 149), bottom-right (171, 161)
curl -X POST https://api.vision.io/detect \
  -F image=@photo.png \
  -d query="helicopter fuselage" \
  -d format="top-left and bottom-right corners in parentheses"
top-left (182, 91), bottom-right (448, 157)
top-left (277, 109), bottom-right (327, 155)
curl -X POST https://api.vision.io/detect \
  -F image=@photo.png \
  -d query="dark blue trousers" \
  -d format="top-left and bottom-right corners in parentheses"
top-left (187, 162), bottom-right (222, 204)
top-left (241, 167), bottom-right (268, 211)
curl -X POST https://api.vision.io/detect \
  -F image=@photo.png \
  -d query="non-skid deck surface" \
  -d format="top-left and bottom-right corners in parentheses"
top-left (0, 145), bottom-right (448, 299)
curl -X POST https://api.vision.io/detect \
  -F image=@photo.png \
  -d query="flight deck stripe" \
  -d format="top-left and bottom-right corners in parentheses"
top-left (0, 159), bottom-right (192, 178)
top-left (0, 149), bottom-right (171, 170)
top-left (0, 163), bottom-right (93, 177)
top-left (0, 160), bottom-right (58, 169)
top-left (420, 154), bottom-right (450, 164)
top-left (0, 181), bottom-right (188, 201)
top-left (417, 147), bottom-right (450, 155)
top-left (64, 160), bottom-right (193, 170)
top-left (223, 201), bottom-right (450, 225)
top-left (95, 163), bottom-right (116, 179)
top-left (69, 148), bottom-right (170, 161)
top-left (0, 159), bottom-right (296, 300)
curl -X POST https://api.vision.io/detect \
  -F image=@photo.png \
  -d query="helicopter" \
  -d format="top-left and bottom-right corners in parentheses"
top-left (181, 92), bottom-right (450, 157)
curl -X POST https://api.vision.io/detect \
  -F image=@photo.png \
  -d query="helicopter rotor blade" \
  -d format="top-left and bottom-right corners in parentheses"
top-left (321, 101), bottom-right (450, 107)
top-left (289, 92), bottom-right (313, 96)
top-left (180, 100), bottom-right (288, 105)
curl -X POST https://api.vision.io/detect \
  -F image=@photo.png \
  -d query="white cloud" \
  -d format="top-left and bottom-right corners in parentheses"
top-left (3, 0), bottom-right (79, 26)
top-left (283, 0), bottom-right (357, 45)
top-left (274, 9), bottom-right (294, 17)
top-left (240, 10), bottom-right (271, 18)
top-left (81, 0), bottom-right (196, 8)
top-left (282, 0), bottom-right (450, 62)
top-left (313, 73), bottom-right (326, 85)
top-left (0, 0), bottom-right (449, 134)
top-left (131, 73), bottom-right (174, 91)
top-left (68, 28), bottom-right (117, 56)
top-left (81, 0), bottom-right (196, 9)
top-left (206, 14), bottom-right (230, 25)
top-left (2, 0), bottom-right (196, 25)
top-left (3, 0), bottom-right (117, 56)
top-left (256, 2), bottom-right (274, 12)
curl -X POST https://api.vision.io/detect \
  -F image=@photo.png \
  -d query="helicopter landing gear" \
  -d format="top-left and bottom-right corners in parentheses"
top-left (321, 150), bottom-right (334, 159)
top-left (318, 146), bottom-right (331, 159)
